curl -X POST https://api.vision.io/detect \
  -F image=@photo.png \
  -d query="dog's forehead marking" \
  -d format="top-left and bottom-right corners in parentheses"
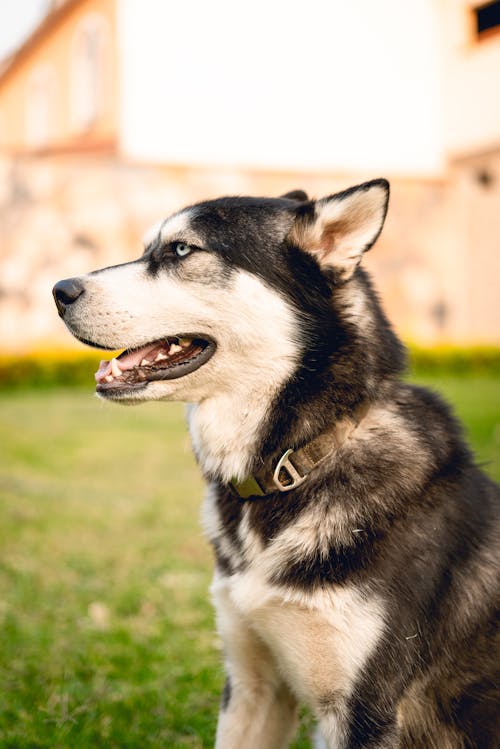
top-left (142, 218), bottom-right (164, 248)
top-left (160, 209), bottom-right (193, 242)
top-left (142, 208), bottom-right (196, 248)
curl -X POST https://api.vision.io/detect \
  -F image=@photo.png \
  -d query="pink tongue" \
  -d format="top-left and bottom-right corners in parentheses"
top-left (94, 342), bottom-right (164, 382)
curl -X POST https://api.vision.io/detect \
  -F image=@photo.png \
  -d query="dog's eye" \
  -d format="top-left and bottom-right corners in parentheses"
top-left (173, 242), bottom-right (193, 258)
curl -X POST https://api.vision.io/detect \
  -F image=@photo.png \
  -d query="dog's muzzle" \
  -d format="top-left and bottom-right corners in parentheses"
top-left (52, 277), bottom-right (85, 318)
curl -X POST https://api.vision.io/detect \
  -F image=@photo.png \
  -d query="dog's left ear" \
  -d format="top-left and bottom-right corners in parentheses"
top-left (289, 179), bottom-right (389, 280)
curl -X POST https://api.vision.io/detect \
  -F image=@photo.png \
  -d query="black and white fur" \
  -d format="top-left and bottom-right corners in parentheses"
top-left (53, 180), bottom-right (500, 748)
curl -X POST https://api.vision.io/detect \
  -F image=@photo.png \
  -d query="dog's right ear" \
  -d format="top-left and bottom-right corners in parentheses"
top-left (281, 189), bottom-right (309, 202)
top-left (289, 179), bottom-right (389, 281)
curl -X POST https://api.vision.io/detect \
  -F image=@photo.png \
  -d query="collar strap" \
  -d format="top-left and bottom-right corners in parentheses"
top-left (230, 403), bottom-right (368, 499)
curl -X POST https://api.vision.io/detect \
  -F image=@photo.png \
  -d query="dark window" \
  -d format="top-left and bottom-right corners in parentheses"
top-left (474, 1), bottom-right (500, 38)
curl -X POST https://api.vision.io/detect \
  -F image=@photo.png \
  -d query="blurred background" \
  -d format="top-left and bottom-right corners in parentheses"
top-left (0, 0), bottom-right (499, 349)
top-left (0, 2), bottom-right (499, 748)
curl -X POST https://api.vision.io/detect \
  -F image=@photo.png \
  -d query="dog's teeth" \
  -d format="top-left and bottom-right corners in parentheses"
top-left (110, 358), bottom-right (122, 377)
top-left (105, 375), bottom-right (114, 383)
top-left (155, 351), bottom-right (168, 362)
top-left (169, 343), bottom-right (182, 355)
top-left (140, 358), bottom-right (151, 366)
top-left (179, 338), bottom-right (192, 348)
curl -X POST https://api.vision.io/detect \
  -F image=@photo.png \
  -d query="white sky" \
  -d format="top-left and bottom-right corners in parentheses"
top-left (0, 1), bottom-right (48, 62)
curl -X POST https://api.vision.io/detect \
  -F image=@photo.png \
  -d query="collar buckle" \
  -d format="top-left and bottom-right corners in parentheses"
top-left (273, 449), bottom-right (307, 492)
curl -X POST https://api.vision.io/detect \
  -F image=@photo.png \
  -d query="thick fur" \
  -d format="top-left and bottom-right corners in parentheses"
top-left (53, 181), bottom-right (499, 748)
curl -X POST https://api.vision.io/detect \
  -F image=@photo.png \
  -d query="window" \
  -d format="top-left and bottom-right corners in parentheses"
top-left (71, 14), bottom-right (108, 130)
top-left (473, 1), bottom-right (500, 39)
top-left (25, 65), bottom-right (55, 148)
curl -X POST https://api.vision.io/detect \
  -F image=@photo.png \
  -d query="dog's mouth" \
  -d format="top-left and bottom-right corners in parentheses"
top-left (95, 335), bottom-right (216, 394)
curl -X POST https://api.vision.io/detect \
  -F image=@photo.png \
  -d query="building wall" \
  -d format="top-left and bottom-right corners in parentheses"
top-left (440, 0), bottom-right (500, 156)
top-left (0, 0), bottom-right (118, 154)
top-left (2, 154), bottom-right (495, 352)
top-left (117, 0), bottom-right (444, 175)
top-left (1, 0), bottom-right (497, 168)
top-left (448, 146), bottom-right (500, 342)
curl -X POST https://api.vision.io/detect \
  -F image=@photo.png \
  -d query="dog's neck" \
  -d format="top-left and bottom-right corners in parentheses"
top-left (187, 375), bottom-right (367, 485)
top-left (188, 381), bottom-right (280, 483)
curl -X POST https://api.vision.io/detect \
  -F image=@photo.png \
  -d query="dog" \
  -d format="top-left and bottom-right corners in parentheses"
top-left (53, 180), bottom-right (499, 748)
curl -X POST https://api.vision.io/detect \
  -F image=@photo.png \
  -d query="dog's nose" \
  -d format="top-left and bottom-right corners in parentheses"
top-left (52, 277), bottom-right (85, 317)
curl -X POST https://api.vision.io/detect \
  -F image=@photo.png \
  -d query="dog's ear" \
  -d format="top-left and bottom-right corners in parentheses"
top-left (281, 189), bottom-right (309, 202)
top-left (290, 179), bottom-right (389, 280)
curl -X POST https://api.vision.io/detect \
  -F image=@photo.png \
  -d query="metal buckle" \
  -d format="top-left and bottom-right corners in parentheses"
top-left (272, 449), bottom-right (307, 492)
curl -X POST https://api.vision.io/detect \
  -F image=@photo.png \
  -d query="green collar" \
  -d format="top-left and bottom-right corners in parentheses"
top-left (229, 403), bottom-right (369, 499)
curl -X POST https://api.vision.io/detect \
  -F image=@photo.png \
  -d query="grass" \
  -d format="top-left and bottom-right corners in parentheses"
top-left (0, 376), bottom-right (499, 748)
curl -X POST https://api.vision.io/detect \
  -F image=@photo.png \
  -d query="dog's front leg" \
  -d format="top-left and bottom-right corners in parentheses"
top-left (213, 578), bottom-right (299, 749)
top-left (216, 672), bottom-right (298, 749)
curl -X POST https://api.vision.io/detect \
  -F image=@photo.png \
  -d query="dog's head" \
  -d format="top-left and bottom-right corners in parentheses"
top-left (53, 179), bottom-right (399, 407)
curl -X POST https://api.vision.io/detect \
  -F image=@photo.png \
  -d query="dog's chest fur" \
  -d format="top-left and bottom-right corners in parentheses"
top-left (204, 463), bottom-right (388, 712)
top-left (211, 565), bottom-right (386, 710)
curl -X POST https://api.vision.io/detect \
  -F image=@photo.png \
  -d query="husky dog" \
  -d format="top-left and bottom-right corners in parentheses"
top-left (53, 180), bottom-right (499, 748)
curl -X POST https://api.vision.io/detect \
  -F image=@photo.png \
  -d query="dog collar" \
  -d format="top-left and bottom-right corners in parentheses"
top-left (229, 403), bottom-right (368, 499)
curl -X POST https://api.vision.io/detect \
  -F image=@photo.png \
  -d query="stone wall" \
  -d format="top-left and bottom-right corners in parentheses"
top-left (0, 154), bottom-right (497, 352)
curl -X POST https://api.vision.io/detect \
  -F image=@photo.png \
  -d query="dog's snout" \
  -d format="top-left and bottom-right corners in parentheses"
top-left (52, 277), bottom-right (85, 317)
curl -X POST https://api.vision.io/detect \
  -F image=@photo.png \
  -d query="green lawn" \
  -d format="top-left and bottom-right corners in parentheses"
top-left (0, 377), bottom-right (498, 748)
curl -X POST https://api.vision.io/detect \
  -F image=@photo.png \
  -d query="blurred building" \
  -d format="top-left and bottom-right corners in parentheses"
top-left (0, 0), bottom-right (499, 349)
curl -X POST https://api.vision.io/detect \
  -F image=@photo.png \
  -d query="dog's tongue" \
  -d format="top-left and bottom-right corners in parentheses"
top-left (95, 342), bottom-right (163, 382)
